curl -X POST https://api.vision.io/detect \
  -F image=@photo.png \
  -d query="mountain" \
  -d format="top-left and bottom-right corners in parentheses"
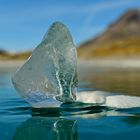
top-left (0, 49), bottom-right (8, 55)
top-left (78, 9), bottom-right (140, 59)
top-left (0, 49), bottom-right (10, 60)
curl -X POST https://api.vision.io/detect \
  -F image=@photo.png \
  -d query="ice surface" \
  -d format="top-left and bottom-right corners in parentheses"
top-left (77, 91), bottom-right (140, 108)
top-left (12, 22), bottom-right (78, 108)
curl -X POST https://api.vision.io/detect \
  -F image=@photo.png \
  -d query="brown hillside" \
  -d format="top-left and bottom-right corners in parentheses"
top-left (0, 50), bottom-right (31, 60)
top-left (78, 9), bottom-right (140, 59)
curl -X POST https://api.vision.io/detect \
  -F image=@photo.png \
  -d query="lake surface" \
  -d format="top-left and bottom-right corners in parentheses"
top-left (0, 65), bottom-right (140, 140)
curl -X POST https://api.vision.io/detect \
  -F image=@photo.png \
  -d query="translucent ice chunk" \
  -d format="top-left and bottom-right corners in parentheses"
top-left (12, 22), bottom-right (78, 108)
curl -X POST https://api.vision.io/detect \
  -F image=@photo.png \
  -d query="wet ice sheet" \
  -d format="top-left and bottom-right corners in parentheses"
top-left (77, 91), bottom-right (140, 109)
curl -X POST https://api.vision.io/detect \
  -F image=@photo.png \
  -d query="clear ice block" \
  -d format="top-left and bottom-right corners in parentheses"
top-left (12, 22), bottom-right (78, 108)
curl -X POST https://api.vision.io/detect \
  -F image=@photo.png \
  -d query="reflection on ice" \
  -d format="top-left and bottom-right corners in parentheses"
top-left (13, 117), bottom-right (77, 140)
top-left (12, 107), bottom-right (140, 140)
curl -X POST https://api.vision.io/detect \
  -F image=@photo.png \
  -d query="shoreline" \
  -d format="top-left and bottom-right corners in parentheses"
top-left (0, 59), bottom-right (140, 68)
top-left (0, 60), bottom-right (25, 68)
top-left (78, 59), bottom-right (140, 68)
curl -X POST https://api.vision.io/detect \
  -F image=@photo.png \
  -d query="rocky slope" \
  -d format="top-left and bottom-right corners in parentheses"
top-left (78, 9), bottom-right (140, 59)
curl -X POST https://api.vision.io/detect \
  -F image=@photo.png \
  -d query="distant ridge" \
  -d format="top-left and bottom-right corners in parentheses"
top-left (0, 49), bottom-right (31, 60)
top-left (78, 9), bottom-right (140, 59)
top-left (0, 49), bottom-right (8, 55)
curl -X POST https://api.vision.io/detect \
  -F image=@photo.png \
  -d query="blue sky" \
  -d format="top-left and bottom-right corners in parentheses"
top-left (0, 0), bottom-right (140, 52)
